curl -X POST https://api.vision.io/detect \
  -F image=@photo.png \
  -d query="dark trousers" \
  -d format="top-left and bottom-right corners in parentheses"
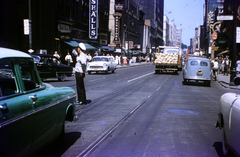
top-left (75, 72), bottom-right (86, 102)
top-left (224, 65), bottom-right (229, 75)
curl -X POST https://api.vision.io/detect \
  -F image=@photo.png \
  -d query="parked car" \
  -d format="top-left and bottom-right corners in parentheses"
top-left (183, 56), bottom-right (211, 86)
top-left (215, 77), bottom-right (240, 156)
top-left (87, 56), bottom-right (117, 74)
top-left (31, 54), bottom-right (73, 81)
top-left (0, 47), bottom-right (77, 157)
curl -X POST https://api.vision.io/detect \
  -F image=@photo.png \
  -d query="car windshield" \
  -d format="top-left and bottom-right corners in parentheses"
top-left (93, 57), bottom-right (108, 62)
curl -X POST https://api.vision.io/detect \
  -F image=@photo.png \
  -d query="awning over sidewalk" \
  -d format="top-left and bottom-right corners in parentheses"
top-left (218, 50), bottom-right (229, 55)
top-left (64, 41), bottom-right (97, 50)
top-left (88, 43), bottom-right (114, 52)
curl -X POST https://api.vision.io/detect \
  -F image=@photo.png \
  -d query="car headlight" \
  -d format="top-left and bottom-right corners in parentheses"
top-left (103, 63), bottom-right (107, 67)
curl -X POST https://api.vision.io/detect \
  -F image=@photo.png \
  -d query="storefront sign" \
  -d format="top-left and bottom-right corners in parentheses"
top-left (89, 0), bottom-right (98, 39)
top-left (115, 4), bottom-right (124, 10)
top-left (58, 23), bottom-right (71, 33)
top-left (113, 12), bottom-right (122, 43)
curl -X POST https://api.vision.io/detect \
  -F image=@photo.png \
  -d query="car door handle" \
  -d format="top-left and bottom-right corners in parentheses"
top-left (29, 94), bottom-right (38, 101)
top-left (0, 103), bottom-right (7, 110)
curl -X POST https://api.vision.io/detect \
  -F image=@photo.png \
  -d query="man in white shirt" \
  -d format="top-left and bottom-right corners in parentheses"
top-left (73, 43), bottom-right (88, 105)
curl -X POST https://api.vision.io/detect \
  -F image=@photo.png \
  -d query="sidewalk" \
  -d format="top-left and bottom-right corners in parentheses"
top-left (217, 73), bottom-right (240, 89)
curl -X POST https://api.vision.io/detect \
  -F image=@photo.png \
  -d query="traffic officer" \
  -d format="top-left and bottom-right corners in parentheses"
top-left (73, 43), bottom-right (88, 104)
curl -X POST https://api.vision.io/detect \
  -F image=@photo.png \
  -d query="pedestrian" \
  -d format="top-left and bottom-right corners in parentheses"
top-left (212, 59), bottom-right (218, 80)
top-left (217, 56), bottom-right (222, 74)
top-left (73, 43), bottom-right (88, 105)
top-left (237, 57), bottom-right (240, 74)
top-left (222, 58), bottom-right (225, 74)
top-left (94, 51), bottom-right (98, 56)
top-left (224, 58), bottom-right (230, 76)
top-left (87, 54), bottom-right (92, 62)
top-left (65, 52), bottom-right (73, 66)
top-left (54, 51), bottom-right (60, 59)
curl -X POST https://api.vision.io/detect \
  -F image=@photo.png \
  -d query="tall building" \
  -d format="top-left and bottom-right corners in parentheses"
top-left (163, 15), bottom-right (169, 46)
top-left (138, 0), bottom-right (164, 52)
top-left (176, 28), bottom-right (182, 48)
top-left (0, 0), bottom-right (112, 60)
top-left (169, 21), bottom-right (177, 46)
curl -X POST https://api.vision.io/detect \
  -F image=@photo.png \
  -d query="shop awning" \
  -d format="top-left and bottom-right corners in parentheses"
top-left (64, 41), bottom-right (97, 50)
top-left (218, 50), bottom-right (229, 55)
top-left (101, 46), bottom-right (114, 51)
top-left (88, 43), bottom-right (114, 51)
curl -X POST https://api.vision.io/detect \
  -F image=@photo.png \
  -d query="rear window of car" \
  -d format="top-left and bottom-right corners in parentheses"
top-left (200, 61), bottom-right (208, 66)
top-left (190, 61), bottom-right (198, 66)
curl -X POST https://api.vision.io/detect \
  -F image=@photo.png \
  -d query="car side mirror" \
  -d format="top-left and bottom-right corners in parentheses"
top-left (233, 77), bottom-right (240, 85)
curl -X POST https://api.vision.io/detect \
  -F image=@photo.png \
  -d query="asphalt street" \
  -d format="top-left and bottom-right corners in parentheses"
top-left (37, 64), bottom-right (236, 157)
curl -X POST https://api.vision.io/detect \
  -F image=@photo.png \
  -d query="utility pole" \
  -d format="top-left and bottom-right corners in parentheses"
top-left (229, 0), bottom-right (238, 86)
top-left (205, 0), bottom-right (209, 58)
top-left (28, 0), bottom-right (33, 53)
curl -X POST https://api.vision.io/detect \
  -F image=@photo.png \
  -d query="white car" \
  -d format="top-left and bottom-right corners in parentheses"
top-left (216, 78), bottom-right (240, 156)
top-left (87, 56), bottom-right (117, 74)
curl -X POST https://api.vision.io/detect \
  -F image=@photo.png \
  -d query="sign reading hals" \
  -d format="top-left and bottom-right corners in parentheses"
top-left (113, 12), bottom-right (122, 44)
top-left (89, 0), bottom-right (98, 39)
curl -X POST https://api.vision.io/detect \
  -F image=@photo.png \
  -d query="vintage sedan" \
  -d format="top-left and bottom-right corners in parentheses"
top-left (0, 47), bottom-right (77, 157)
top-left (87, 56), bottom-right (117, 74)
top-left (31, 54), bottom-right (73, 81)
top-left (216, 78), bottom-right (240, 156)
top-left (183, 56), bottom-right (211, 86)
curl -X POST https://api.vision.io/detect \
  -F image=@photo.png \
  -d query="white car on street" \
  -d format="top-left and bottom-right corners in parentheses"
top-left (87, 56), bottom-right (117, 74)
top-left (216, 78), bottom-right (240, 156)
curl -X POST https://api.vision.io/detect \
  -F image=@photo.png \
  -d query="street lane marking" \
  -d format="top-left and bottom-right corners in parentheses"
top-left (127, 72), bottom-right (154, 82)
top-left (88, 77), bottom-right (105, 82)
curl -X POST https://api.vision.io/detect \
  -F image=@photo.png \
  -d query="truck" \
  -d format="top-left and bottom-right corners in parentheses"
top-left (153, 46), bottom-right (182, 74)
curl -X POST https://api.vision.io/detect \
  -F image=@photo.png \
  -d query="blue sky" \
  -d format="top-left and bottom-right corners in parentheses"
top-left (164, 0), bottom-right (205, 46)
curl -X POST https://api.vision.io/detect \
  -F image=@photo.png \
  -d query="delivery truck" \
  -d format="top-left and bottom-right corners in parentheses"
top-left (153, 46), bottom-right (182, 74)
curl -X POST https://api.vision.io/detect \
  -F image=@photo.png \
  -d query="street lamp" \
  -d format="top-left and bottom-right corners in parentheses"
top-left (127, 20), bottom-right (134, 64)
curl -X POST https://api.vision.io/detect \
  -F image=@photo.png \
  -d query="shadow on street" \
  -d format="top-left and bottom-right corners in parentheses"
top-left (34, 132), bottom-right (81, 157)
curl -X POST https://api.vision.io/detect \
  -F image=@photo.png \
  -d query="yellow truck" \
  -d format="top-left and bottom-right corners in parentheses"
top-left (153, 46), bottom-right (182, 74)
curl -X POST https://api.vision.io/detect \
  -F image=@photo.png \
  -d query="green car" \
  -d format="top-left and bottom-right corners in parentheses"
top-left (0, 47), bottom-right (77, 157)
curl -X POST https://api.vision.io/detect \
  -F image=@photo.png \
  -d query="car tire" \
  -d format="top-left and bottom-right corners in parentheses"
top-left (58, 74), bottom-right (66, 81)
top-left (88, 71), bottom-right (91, 74)
top-left (112, 70), bottom-right (115, 73)
top-left (222, 128), bottom-right (229, 155)
top-left (206, 80), bottom-right (211, 87)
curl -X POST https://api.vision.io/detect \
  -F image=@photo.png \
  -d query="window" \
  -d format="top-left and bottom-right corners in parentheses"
top-left (19, 60), bottom-right (41, 91)
top-left (190, 61), bottom-right (198, 66)
top-left (0, 60), bottom-right (17, 97)
top-left (200, 61), bottom-right (208, 66)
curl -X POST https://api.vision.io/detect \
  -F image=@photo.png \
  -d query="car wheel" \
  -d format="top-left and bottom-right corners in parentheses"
top-left (206, 80), bottom-right (211, 87)
top-left (112, 70), bottom-right (115, 73)
top-left (105, 67), bottom-right (109, 74)
top-left (88, 71), bottom-right (91, 74)
top-left (222, 129), bottom-right (229, 155)
top-left (58, 74), bottom-right (66, 81)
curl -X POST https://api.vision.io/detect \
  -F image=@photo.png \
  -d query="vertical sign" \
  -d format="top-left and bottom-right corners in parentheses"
top-left (236, 27), bottom-right (240, 43)
top-left (23, 19), bottom-right (29, 35)
top-left (113, 12), bottom-right (122, 43)
top-left (89, 0), bottom-right (98, 39)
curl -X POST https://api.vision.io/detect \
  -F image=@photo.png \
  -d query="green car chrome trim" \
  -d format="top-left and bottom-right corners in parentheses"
top-left (0, 94), bottom-right (76, 128)
top-left (0, 86), bottom-right (46, 101)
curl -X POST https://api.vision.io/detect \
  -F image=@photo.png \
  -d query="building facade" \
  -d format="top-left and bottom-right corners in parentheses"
top-left (0, 0), bottom-right (112, 62)
top-left (163, 15), bottom-right (169, 46)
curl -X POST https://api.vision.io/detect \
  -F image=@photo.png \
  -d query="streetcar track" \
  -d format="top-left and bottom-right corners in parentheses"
top-left (75, 74), bottom-right (157, 114)
top-left (76, 75), bottom-right (172, 157)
